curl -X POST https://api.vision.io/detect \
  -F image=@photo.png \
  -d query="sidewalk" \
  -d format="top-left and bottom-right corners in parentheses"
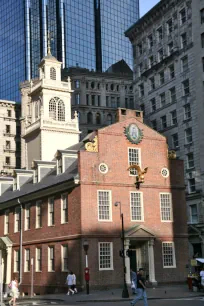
top-left (10, 284), bottom-right (204, 303)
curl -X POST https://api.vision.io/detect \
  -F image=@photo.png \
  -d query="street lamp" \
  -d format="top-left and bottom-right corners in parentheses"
top-left (115, 201), bottom-right (129, 298)
top-left (83, 240), bottom-right (90, 295)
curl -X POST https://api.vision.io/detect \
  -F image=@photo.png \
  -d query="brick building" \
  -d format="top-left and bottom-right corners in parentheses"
top-left (0, 108), bottom-right (188, 295)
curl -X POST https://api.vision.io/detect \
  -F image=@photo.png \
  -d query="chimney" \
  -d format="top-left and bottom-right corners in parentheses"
top-left (116, 108), bottom-right (143, 123)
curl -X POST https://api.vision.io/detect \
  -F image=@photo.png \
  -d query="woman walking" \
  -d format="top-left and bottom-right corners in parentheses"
top-left (9, 277), bottom-right (19, 306)
top-left (66, 271), bottom-right (74, 295)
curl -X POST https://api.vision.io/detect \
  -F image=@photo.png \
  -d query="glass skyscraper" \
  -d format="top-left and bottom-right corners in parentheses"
top-left (0, 0), bottom-right (139, 102)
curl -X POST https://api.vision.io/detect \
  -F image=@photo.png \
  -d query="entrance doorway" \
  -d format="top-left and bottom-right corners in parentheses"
top-left (129, 241), bottom-right (149, 280)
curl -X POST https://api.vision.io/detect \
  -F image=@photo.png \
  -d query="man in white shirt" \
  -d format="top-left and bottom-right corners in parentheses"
top-left (200, 267), bottom-right (204, 286)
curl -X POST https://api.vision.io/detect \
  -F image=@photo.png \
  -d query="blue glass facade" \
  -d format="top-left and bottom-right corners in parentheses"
top-left (0, 0), bottom-right (139, 102)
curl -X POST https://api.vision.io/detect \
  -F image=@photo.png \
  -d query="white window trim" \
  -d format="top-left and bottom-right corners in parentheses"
top-left (35, 248), bottom-right (42, 272)
top-left (14, 207), bottom-right (20, 233)
top-left (48, 246), bottom-right (55, 272)
top-left (61, 193), bottom-right (68, 224)
top-left (36, 200), bottom-right (42, 229)
top-left (162, 241), bottom-right (176, 268)
top-left (160, 192), bottom-right (173, 222)
top-left (48, 197), bottom-right (54, 226)
top-left (98, 242), bottom-right (114, 271)
top-left (4, 209), bottom-right (9, 235)
top-left (24, 204), bottom-right (30, 231)
top-left (24, 249), bottom-right (30, 272)
top-left (189, 204), bottom-right (198, 224)
top-left (130, 191), bottom-right (144, 222)
top-left (61, 245), bottom-right (69, 272)
top-left (188, 178), bottom-right (196, 194)
top-left (97, 190), bottom-right (112, 222)
top-left (14, 250), bottom-right (19, 273)
top-left (128, 147), bottom-right (141, 177)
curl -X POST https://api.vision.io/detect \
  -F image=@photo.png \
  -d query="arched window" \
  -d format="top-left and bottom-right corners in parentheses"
top-left (107, 114), bottom-right (112, 125)
top-left (58, 100), bottom-right (65, 121)
top-left (49, 97), bottom-right (65, 121)
top-left (49, 99), bottom-right (56, 120)
top-left (96, 113), bottom-right (101, 125)
top-left (87, 112), bottom-right (93, 124)
top-left (50, 67), bottom-right (56, 80)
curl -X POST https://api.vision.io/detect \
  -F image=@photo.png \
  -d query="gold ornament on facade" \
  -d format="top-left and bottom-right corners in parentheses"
top-left (127, 164), bottom-right (148, 189)
top-left (85, 136), bottom-right (98, 152)
top-left (168, 150), bottom-right (176, 159)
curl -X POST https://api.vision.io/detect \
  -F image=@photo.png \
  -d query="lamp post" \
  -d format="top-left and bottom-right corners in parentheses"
top-left (115, 202), bottom-right (129, 298)
top-left (83, 240), bottom-right (89, 295)
top-left (0, 250), bottom-right (5, 306)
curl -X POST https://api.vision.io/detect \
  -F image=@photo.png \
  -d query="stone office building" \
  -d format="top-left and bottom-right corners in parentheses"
top-left (125, 0), bottom-right (204, 258)
top-left (0, 100), bottom-right (21, 174)
top-left (63, 60), bottom-right (135, 138)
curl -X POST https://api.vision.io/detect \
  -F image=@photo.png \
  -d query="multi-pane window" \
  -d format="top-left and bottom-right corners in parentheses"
top-left (25, 204), bottom-right (30, 230)
top-left (149, 56), bottom-right (154, 68)
top-left (7, 110), bottom-right (11, 117)
top-left (98, 190), bottom-right (112, 221)
top-left (49, 97), bottom-right (65, 121)
top-left (128, 148), bottom-right (140, 175)
top-left (150, 77), bottom-right (155, 91)
top-left (157, 27), bottom-right (163, 42)
top-left (61, 245), bottom-right (68, 271)
top-left (98, 242), bottom-right (113, 270)
top-left (36, 248), bottom-right (42, 272)
top-left (181, 56), bottom-right (188, 72)
top-left (138, 43), bottom-right (143, 56)
top-left (14, 207), bottom-right (20, 233)
top-left (171, 110), bottom-right (177, 125)
top-left (48, 197), bottom-right (54, 226)
top-left (130, 192), bottom-right (143, 221)
top-left (6, 125), bottom-right (10, 133)
top-left (148, 34), bottom-right (153, 48)
top-left (185, 127), bottom-right (192, 144)
top-left (201, 33), bottom-right (204, 48)
top-left (168, 41), bottom-right (174, 55)
top-left (182, 79), bottom-right (190, 96)
top-left (75, 94), bottom-right (80, 105)
top-left (61, 194), bottom-right (68, 224)
top-left (160, 193), bottom-right (172, 221)
top-left (36, 200), bottom-right (42, 228)
top-left (158, 48), bottom-right (163, 62)
top-left (162, 242), bottom-right (176, 268)
top-left (187, 153), bottom-right (194, 169)
top-left (169, 87), bottom-right (176, 103)
top-left (169, 64), bottom-right (175, 79)
top-left (159, 71), bottom-right (165, 85)
top-left (74, 80), bottom-right (80, 88)
top-left (14, 250), bottom-right (20, 273)
top-left (4, 210), bottom-right (9, 234)
top-left (139, 84), bottom-right (144, 97)
top-left (201, 9), bottom-right (204, 24)
top-left (190, 204), bottom-right (198, 223)
top-left (180, 8), bottom-right (186, 24)
top-left (25, 249), bottom-right (30, 272)
top-left (5, 156), bottom-right (10, 165)
top-left (50, 67), bottom-right (56, 80)
top-left (48, 246), bottom-right (55, 272)
top-left (181, 33), bottom-right (187, 49)
top-left (167, 19), bottom-right (173, 34)
top-left (188, 178), bottom-right (196, 193)
top-left (160, 93), bottom-right (166, 107)
top-left (172, 133), bottom-right (179, 149)
top-left (151, 119), bottom-right (157, 130)
top-left (150, 98), bottom-right (156, 112)
top-left (161, 115), bottom-right (167, 129)
top-left (184, 104), bottom-right (191, 120)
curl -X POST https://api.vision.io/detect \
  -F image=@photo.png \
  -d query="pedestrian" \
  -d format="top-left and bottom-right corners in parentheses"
top-left (8, 277), bottom-right (19, 306)
top-left (200, 267), bottom-right (204, 287)
top-left (66, 271), bottom-right (74, 295)
top-left (130, 268), bottom-right (137, 294)
top-left (71, 272), bottom-right (77, 293)
top-left (130, 268), bottom-right (148, 306)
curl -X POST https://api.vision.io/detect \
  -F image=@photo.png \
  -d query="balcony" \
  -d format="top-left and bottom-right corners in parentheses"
top-left (3, 146), bottom-right (16, 153)
top-left (3, 131), bottom-right (16, 137)
top-left (3, 163), bottom-right (15, 169)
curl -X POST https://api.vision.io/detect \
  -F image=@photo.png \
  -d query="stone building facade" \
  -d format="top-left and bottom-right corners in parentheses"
top-left (0, 100), bottom-right (20, 174)
top-left (0, 108), bottom-right (188, 295)
top-left (125, 0), bottom-right (204, 258)
top-left (62, 61), bottom-right (134, 139)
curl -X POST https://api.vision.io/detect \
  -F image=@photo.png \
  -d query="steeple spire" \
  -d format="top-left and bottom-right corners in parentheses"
top-left (47, 31), bottom-right (52, 55)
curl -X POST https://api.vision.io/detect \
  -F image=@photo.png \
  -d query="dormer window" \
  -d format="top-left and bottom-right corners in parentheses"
top-left (50, 67), bottom-right (56, 80)
top-left (49, 97), bottom-right (65, 121)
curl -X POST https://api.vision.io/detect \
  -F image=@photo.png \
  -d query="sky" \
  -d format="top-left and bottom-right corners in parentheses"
top-left (140, 0), bottom-right (160, 17)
